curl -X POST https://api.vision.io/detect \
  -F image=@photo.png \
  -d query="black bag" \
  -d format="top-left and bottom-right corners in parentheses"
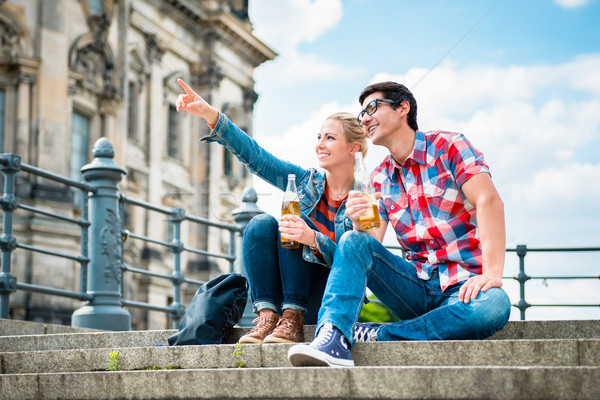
top-left (168, 273), bottom-right (248, 346)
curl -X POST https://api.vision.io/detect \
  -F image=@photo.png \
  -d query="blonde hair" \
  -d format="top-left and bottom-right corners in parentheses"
top-left (327, 112), bottom-right (368, 157)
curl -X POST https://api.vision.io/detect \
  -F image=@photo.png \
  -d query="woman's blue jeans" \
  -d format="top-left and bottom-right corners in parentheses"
top-left (318, 231), bottom-right (512, 344)
top-left (242, 214), bottom-right (329, 324)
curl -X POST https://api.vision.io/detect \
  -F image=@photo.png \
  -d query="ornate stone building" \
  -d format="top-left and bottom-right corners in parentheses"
top-left (0, 0), bottom-right (275, 329)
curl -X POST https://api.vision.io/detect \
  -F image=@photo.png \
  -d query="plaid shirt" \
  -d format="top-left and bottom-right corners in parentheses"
top-left (372, 130), bottom-right (490, 291)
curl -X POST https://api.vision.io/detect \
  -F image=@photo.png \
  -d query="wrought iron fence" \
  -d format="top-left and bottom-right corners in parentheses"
top-left (0, 138), bottom-right (259, 330)
top-left (507, 245), bottom-right (600, 320)
top-left (0, 153), bottom-right (94, 317)
top-left (385, 245), bottom-right (600, 320)
top-left (117, 194), bottom-right (242, 324)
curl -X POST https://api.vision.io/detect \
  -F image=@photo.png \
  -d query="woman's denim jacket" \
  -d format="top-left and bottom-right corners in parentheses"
top-left (201, 112), bottom-right (354, 267)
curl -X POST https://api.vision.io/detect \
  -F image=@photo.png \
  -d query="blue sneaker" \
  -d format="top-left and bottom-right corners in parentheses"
top-left (288, 323), bottom-right (354, 367)
top-left (352, 322), bottom-right (381, 343)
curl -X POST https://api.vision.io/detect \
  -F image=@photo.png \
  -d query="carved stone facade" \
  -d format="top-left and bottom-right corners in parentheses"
top-left (0, 0), bottom-right (275, 329)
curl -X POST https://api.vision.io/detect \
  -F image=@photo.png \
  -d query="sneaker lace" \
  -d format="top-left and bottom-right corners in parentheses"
top-left (313, 325), bottom-right (334, 347)
top-left (354, 325), bottom-right (377, 342)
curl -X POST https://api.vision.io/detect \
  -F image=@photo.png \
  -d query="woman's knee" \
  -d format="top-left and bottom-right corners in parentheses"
top-left (245, 213), bottom-right (278, 238)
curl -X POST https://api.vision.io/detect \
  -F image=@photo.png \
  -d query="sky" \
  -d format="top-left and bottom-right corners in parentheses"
top-left (244, 0), bottom-right (600, 321)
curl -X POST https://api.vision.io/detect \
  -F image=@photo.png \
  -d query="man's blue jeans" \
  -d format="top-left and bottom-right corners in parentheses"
top-left (318, 231), bottom-right (512, 344)
top-left (242, 214), bottom-right (329, 324)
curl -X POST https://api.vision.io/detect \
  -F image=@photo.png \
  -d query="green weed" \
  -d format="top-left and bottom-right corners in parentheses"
top-left (107, 351), bottom-right (121, 371)
top-left (232, 343), bottom-right (245, 368)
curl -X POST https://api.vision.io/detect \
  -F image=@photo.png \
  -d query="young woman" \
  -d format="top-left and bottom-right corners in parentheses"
top-left (176, 79), bottom-right (367, 343)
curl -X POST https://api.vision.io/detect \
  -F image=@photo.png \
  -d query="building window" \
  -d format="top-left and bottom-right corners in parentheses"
top-left (70, 111), bottom-right (90, 182)
top-left (127, 81), bottom-right (137, 140)
top-left (0, 89), bottom-right (4, 153)
top-left (167, 104), bottom-right (179, 159)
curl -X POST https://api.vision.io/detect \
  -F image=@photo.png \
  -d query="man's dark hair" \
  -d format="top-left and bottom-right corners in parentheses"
top-left (358, 81), bottom-right (418, 131)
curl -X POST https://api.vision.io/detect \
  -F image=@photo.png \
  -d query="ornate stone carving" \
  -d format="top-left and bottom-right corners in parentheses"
top-left (0, 18), bottom-right (19, 62)
top-left (144, 33), bottom-right (165, 64)
top-left (69, 1), bottom-right (120, 100)
top-left (188, 30), bottom-right (225, 89)
top-left (101, 208), bottom-right (123, 284)
top-left (69, 31), bottom-right (121, 100)
top-left (243, 86), bottom-right (258, 113)
top-left (191, 59), bottom-right (225, 90)
top-left (12, 72), bottom-right (36, 85)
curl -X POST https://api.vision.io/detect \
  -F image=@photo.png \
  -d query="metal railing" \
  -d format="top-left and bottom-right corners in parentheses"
top-left (0, 154), bottom-right (94, 316)
top-left (507, 244), bottom-right (600, 320)
top-left (385, 244), bottom-right (599, 320)
top-left (0, 138), bottom-right (260, 330)
top-left (117, 194), bottom-right (242, 323)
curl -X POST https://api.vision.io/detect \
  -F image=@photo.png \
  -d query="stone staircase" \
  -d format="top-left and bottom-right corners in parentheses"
top-left (0, 318), bottom-right (598, 399)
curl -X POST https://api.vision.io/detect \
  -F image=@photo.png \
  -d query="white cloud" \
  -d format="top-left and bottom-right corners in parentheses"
top-left (250, 0), bottom-right (343, 51)
top-left (368, 56), bottom-right (600, 165)
top-left (510, 162), bottom-right (600, 208)
top-left (250, 0), bottom-right (358, 85)
top-left (255, 51), bottom-right (363, 86)
top-left (372, 56), bottom-right (600, 120)
top-left (554, 0), bottom-right (591, 8)
top-left (561, 53), bottom-right (600, 94)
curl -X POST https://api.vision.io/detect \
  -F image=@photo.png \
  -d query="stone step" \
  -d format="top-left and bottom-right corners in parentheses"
top-left (2, 339), bottom-right (598, 374)
top-left (1, 366), bottom-right (598, 399)
top-left (0, 328), bottom-right (175, 353)
top-left (489, 319), bottom-right (600, 340)
top-left (1, 319), bottom-right (598, 353)
top-left (1, 319), bottom-right (598, 400)
top-left (0, 318), bottom-right (99, 336)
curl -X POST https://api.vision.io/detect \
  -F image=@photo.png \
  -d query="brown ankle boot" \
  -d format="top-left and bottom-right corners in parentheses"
top-left (238, 311), bottom-right (280, 344)
top-left (263, 309), bottom-right (305, 343)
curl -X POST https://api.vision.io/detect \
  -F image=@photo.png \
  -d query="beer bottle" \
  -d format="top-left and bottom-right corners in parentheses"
top-left (281, 174), bottom-right (301, 249)
top-left (353, 152), bottom-right (380, 231)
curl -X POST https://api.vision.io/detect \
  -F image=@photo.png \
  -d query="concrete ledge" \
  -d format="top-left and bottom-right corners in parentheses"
top-left (1, 319), bottom-right (598, 353)
top-left (0, 319), bottom-right (100, 336)
top-left (1, 366), bottom-right (598, 399)
top-left (2, 339), bottom-right (598, 374)
top-left (0, 329), bottom-right (176, 352)
top-left (490, 320), bottom-right (600, 340)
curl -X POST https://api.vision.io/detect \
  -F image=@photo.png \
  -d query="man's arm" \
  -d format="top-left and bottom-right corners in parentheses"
top-left (459, 172), bottom-right (506, 303)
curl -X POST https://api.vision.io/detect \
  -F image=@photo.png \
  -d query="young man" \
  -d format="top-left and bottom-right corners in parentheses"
top-left (288, 81), bottom-right (512, 367)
